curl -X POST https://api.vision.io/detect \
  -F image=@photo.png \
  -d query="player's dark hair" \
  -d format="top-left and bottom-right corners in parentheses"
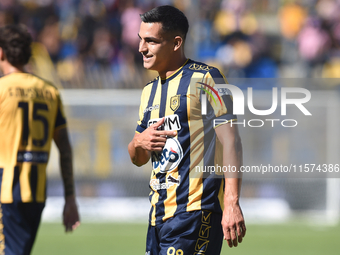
top-left (0, 24), bottom-right (32, 66)
top-left (140, 5), bottom-right (189, 41)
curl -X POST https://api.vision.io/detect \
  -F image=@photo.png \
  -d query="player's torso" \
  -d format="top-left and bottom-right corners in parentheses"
top-left (0, 73), bottom-right (60, 203)
top-left (142, 60), bottom-right (225, 225)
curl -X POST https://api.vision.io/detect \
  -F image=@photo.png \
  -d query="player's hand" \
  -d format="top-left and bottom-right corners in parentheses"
top-left (63, 195), bottom-right (80, 232)
top-left (135, 118), bottom-right (177, 152)
top-left (222, 201), bottom-right (246, 248)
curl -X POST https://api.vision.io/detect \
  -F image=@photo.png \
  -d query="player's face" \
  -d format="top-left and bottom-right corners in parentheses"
top-left (138, 22), bottom-right (175, 76)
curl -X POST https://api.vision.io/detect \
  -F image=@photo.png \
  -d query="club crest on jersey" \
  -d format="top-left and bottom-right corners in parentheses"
top-left (152, 137), bottom-right (183, 173)
top-left (170, 95), bottom-right (180, 111)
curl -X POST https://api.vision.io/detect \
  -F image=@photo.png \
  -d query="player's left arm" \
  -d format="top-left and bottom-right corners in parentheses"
top-left (54, 127), bottom-right (80, 232)
top-left (215, 124), bottom-right (246, 248)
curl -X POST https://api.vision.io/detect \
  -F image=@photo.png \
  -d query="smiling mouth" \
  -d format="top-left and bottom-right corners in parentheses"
top-left (143, 55), bottom-right (153, 61)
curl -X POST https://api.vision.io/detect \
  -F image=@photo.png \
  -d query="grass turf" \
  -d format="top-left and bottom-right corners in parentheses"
top-left (32, 222), bottom-right (340, 255)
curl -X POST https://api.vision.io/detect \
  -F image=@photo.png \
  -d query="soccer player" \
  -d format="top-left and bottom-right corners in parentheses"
top-left (0, 24), bottom-right (80, 255)
top-left (128, 5), bottom-right (246, 255)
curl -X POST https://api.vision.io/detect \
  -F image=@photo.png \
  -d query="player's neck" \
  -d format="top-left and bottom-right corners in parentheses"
top-left (0, 63), bottom-right (25, 76)
top-left (159, 55), bottom-right (187, 80)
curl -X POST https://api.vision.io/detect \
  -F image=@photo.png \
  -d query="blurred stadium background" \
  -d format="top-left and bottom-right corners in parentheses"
top-left (1, 0), bottom-right (340, 254)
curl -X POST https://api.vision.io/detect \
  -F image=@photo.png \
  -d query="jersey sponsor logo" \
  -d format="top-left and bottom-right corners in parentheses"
top-left (150, 179), bottom-right (159, 186)
top-left (170, 95), bottom-right (180, 111)
top-left (189, 63), bottom-right (213, 71)
top-left (149, 174), bottom-right (181, 190)
top-left (143, 104), bottom-right (159, 113)
top-left (148, 114), bottom-right (181, 131)
top-left (152, 137), bottom-right (183, 173)
top-left (17, 151), bottom-right (49, 163)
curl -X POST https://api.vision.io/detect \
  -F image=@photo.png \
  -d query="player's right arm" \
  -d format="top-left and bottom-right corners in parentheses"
top-left (53, 127), bottom-right (80, 232)
top-left (128, 118), bottom-right (177, 167)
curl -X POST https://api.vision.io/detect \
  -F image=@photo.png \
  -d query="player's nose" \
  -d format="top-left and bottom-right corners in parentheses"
top-left (139, 39), bottom-right (147, 53)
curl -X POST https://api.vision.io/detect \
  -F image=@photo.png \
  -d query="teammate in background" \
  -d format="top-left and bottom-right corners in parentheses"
top-left (0, 24), bottom-right (80, 255)
top-left (128, 5), bottom-right (246, 255)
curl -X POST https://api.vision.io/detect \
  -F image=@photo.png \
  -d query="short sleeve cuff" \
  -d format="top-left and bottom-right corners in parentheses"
top-left (55, 107), bottom-right (67, 128)
top-left (136, 125), bottom-right (146, 133)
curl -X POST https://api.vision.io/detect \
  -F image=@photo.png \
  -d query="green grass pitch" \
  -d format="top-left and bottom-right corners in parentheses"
top-left (32, 222), bottom-right (340, 255)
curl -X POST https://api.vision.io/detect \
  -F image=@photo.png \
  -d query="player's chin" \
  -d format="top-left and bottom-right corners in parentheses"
top-left (143, 61), bottom-right (154, 70)
top-left (143, 57), bottom-right (157, 69)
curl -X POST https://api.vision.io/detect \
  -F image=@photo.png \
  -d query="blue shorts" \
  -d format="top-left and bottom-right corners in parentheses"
top-left (146, 210), bottom-right (223, 255)
top-left (0, 202), bottom-right (45, 255)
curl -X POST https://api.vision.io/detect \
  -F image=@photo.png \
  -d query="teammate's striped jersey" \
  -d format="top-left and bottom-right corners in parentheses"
top-left (0, 73), bottom-right (66, 203)
top-left (136, 59), bottom-right (236, 226)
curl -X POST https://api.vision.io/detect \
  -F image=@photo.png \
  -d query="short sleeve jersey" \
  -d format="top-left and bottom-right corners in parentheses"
top-left (136, 59), bottom-right (236, 226)
top-left (0, 73), bottom-right (66, 203)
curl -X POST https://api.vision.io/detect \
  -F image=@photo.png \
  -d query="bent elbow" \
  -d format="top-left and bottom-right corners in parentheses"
top-left (131, 155), bottom-right (149, 167)
top-left (132, 158), bottom-right (144, 167)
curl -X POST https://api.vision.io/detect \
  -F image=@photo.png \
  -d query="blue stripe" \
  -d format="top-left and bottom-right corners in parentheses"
top-left (154, 79), bottom-right (169, 224)
top-left (220, 94), bottom-right (237, 119)
top-left (142, 80), bottom-right (159, 224)
top-left (174, 72), bottom-right (191, 215)
top-left (207, 67), bottom-right (224, 84)
top-left (138, 79), bottom-right (158, 132)
top-left (30, 165), bottom-right (38, 202)
top-left (203, 102), bottom-right (216, 173)
top-left (148, 190), bottom-right (154, 223)
top-left (55, 105), bottom-right (67, 128)
top-left (159, 80), bottom-right (168, 118)
top-left (12, 166), bottom-right (22, 202)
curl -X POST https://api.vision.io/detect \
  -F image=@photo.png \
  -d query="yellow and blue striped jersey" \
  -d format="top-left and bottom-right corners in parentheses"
top-left (136, 59), bottom-right (236, 226)
top-left (0, 73), bottom-right (66, 203)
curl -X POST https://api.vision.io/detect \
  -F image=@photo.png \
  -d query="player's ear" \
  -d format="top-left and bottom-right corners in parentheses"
top-left (173, 36), bottom-right (183, 52)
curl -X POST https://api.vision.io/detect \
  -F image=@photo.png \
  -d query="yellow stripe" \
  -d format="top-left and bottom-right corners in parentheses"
top-left (150, 79), bottom-right (161, 120)
top-left (187, 72), bottom-right (205, 212)
top-left (162, 74), bottom-right (183, 222)
top-left (150, 191), bottom-right (159, 226)
top-left (20, 163), bottom-right (32, 202)
top-left (149, 79), bottom-right (161, 225)
top-left (137, 83), bottom-right (153, 127)
top-left (0, 166), bottom-right (13, 203)
top-left (36, 164), bottom-right (46, 202)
